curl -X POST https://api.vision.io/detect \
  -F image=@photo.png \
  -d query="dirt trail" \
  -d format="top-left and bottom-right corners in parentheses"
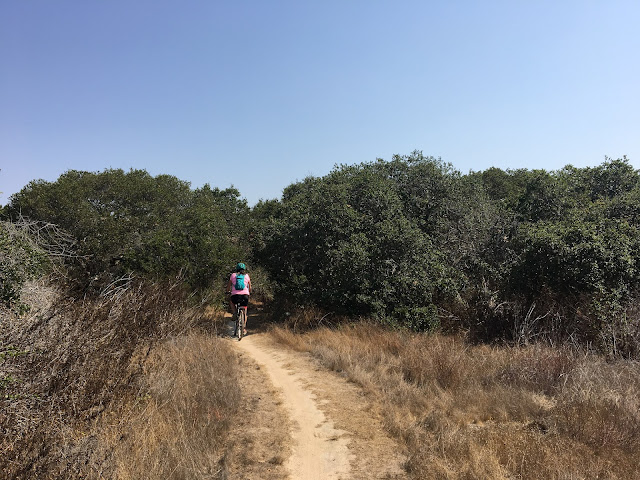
top-left (227, 323), bottom-right (407, 480)
top-left (236, 334), bottom-right (351, 479)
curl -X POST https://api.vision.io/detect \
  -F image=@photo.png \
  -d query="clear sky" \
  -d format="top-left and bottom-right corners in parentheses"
top-left (2, 1), bottom-right (639, 206)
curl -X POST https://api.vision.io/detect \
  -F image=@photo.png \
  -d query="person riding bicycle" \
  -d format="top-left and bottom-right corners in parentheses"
top-left (226, 262), bottom-right (252, 335)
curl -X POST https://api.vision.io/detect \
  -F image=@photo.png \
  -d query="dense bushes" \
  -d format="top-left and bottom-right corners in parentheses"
top-left (254, 153), bottom-right (640, 356)
top-left (253, 153), bottom-right (460, 329)
top-left (253, 152), bottom-right (491, 325)
top-left (478, 159), bottom-right (640, 354)
top-left (3, 155), bottom-right (640, 356)
top-left (2, 169), bottom-right (249, 295)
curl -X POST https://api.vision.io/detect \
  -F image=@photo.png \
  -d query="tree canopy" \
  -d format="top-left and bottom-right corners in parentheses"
top-left (3, 169), bottom-right (249, 293)
top-left (253, 153), bottom-right (640, 356)
top-left (4, 155), bottom-right (640, 357)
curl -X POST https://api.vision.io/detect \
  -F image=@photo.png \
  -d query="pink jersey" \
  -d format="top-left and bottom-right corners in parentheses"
top-left (230, 273), bottom-right (251, 295)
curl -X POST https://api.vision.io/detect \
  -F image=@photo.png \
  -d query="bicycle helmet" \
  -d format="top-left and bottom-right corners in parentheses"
top-left (236, 262), bottom-right (246, 271)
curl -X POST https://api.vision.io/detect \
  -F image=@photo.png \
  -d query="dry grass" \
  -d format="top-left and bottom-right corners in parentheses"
top-left (0, 279), bottom-right (234, 479)
top-left (106, 334), bottom-right (240, 480)
top-left (269, 322), bottom-right (640, 479)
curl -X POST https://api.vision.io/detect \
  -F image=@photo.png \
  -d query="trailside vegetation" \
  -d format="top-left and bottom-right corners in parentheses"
top-left (1, 168), bottom-right (250, 477)
top-left (2, 169), bottom-right (250, 296)
top-left (0, 221), bottom-right (51, 311)
top-left (269, 324), bottom-right (640, 479)
top-left (2, 155), bottom-right (640, 477)
top-left (3, 156), bottom-right (640, 357)
top-left (1, 276), bottom-right (237, 479)
top-left (253, 152), bottom-right (640, 357)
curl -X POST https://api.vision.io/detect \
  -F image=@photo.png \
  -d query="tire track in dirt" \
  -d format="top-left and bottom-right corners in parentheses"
top-left (232, 331), bottom-right (407, 480)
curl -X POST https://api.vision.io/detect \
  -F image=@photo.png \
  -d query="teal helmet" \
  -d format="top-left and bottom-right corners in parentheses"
top-left (236, 262), bottom-right (246, 271)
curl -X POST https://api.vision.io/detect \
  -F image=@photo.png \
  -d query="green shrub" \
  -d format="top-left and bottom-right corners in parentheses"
top-left (254, 154), bottom-right (640, 354)
top-left (253, 153), bottom-right (459, 328)
top-left (4, 170), bottom-right (250, 294)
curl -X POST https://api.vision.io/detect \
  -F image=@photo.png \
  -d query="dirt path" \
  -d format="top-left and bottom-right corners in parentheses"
top-left (226, 322), bottom-right (407, 480)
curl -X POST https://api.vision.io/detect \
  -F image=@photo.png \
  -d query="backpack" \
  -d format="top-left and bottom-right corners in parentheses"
top-left (235, 273), bottom-right (245, 290)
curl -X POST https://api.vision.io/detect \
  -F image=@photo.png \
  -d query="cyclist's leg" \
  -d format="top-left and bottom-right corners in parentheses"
top-left (239, 295), bottom-right (249, 334)
top-left (239, 307), bottom-right (247, 335)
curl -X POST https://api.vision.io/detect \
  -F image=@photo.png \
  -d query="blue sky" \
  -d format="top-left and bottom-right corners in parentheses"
top-left (2, 1), bottom-right (639, 206)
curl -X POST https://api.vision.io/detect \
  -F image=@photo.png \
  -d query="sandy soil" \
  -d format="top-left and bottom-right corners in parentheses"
top-left (224, 333), bottom-right (292, 480)
top-left (225, 319), bottom-right (407, 480)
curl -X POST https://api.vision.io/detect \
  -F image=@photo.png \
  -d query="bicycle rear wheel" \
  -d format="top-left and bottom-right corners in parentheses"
top-left (237, 309), bottom-right (245, 340)
top-left (233, 312), bottom-right (240, 339)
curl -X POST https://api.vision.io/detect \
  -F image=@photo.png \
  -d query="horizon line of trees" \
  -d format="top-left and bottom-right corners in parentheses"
top-left (3, 153), bottom-right (640, 357)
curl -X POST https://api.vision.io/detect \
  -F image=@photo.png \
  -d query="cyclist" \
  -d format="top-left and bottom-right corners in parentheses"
top-left (226, 262), bottom-right (252, 335)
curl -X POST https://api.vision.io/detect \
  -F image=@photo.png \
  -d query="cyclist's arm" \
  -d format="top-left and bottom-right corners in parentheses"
top-left (248, 276), bottom-right (252, 294)
top-left (226, 277), bottom-right (232, 294)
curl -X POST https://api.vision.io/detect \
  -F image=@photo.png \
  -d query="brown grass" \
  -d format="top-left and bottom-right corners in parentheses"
top-left (269, 322), bottom-right (640, 479)
top-left (106, 334), bottom-right (240, 479)
top-left (0, 279), bottom-right (236, 479)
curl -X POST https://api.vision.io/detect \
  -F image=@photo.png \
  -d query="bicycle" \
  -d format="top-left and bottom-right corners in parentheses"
top-left (232, 301), bottom-right (247, 341)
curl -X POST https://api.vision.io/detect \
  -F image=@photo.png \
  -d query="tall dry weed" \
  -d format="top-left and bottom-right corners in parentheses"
top-left (108, 334), bottom-right (239, 480)
top-left (496, 345), bottom-right (577, 395)
top-left (0, 279), bottom-right (218, 479)
top-left (269, 322), bottom-right (640, 479)
top-left (551, 358), bottom-right (640, 455)
top-left (399, 335), bottom-right (471, 390)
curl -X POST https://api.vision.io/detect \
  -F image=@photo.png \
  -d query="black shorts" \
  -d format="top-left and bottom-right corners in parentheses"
top-left (231, 294), bottom-right (249, 307)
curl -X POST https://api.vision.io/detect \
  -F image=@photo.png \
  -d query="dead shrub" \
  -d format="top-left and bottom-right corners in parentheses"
top-left (399, 335), bottom-right (470, 390)
top-left (0, 278), bottom-right (208, 479)
top-left (554, 397), bottom-right (640, 452)
top-left (601, 302), bottom-right (640, 358)
top-left (497, 345), bottom-right (577, 395)
top-left (281, 305), bottom-right (348, 332)
top-left (268, 324), bottom-right (312, 352)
